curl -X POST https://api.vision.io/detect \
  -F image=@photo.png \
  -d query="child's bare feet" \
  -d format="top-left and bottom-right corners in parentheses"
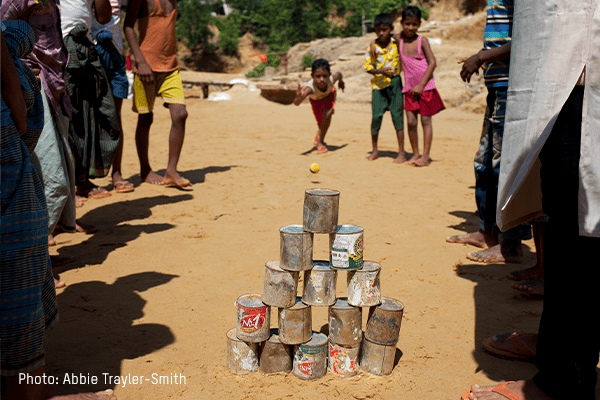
top-left (141, 170), bottom-right (165, 185)
top-left (467, 240), bottom-right (524, 264)
top-left (411, 155), bottom-right (431, 167)
top-left (463, 380), bottom-right (552, 400)
top-left (511, 279), bottom-right (544, 296)
top-left (393, 153), bottom-right (407, 163)
top-left (446, 231), bottom-right (498, 248)
top-left (75, 195), bottom-right (86, 208)
top-left (316, 143), bottom-right (328, 154)
top-left (77, 183), bottom-right (111, 199)
top-left (406, 153), bottom-right (420, 164)
top-left (366, 150), bottom-right (379, 160)
top-left (49, 234), bottom-right (56, 246)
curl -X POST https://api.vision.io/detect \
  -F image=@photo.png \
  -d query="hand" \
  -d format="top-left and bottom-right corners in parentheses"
top-left (410, 85), bottom-right (423, 99)
top-left (380, 67), bottom-right (394, 78)
top-left (137, 61), bottom-right (154, 83)
top-left (338, 79), bottom-right (345, 92)
top-left (458, 53), bottom-right (483, 83)
top-left (369, 41), bottom-right (377, 60)
top-left (31, 67), bottom-right (41, 84)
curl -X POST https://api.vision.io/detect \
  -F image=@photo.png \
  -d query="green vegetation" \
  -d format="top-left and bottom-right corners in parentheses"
top-left (302, 54), bottom-right (314, 69)
top-left (245, 55), bottom-right (283, 78)
top-left (176, 0), bottom-right (426, 56)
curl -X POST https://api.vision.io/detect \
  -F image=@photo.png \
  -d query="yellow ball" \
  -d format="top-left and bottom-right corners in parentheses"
top-left (310, 163), bottom-right (320, 174)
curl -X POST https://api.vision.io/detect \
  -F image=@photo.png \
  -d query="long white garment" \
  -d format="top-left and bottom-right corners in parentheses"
top-left (497, 1), bottom-right (600, 237)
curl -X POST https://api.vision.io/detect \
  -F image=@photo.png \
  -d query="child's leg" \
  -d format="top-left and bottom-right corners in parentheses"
top-left (413, 115), bottom-right (432, 166)
top-left (315, 108), bottom-right (333, 153)
top-left (164, 103), bottom-right (191, 186)
top-left (405, 110), bottom-right (420, 163)
top-left (368, 89), bottom-right (386, 160)
top-left (135, 111), bottom-right (164, 184)
top-left (393, 128), bottom-right (406, 163)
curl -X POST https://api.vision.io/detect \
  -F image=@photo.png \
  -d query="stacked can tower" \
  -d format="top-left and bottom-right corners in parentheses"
top-left (226, 189), bottom-right (405, 379)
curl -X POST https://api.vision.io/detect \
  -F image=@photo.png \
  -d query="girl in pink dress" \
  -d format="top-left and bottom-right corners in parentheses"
top-left (398, 6), bottom-right (445, 166)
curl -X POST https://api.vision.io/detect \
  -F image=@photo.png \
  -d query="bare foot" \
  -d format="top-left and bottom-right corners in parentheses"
top-left (467, 240), bottom-right (524, 264)
top-left (316, 143), bottom-right (328, 154)
top-left (49, 234), bottom-right (56, 246)
top-left (141, 170), bottom-right (165, 185)
top-left (411, 155), bottom-right (431, 167)
top-left (393, 153), bottom-right (407, 163)
top-left (446, 231), bottom-right (498, 249)
top-left (76, 221), bottom-right (98, 234)
top-left (313, 134), bottom-right (320, 146)
top-left (54, 277), bottom-right (66, 289)
top-left (508, 265), bottom-right (542, 281)
top-left (164, 171), bottom-right (192, 188)
top-left (511, 279), bottom-right (544, 296)
top-left (366, 150), bottom-right (379, 160)
top-left (75, 195), bottom-right (86, 208)
top-left (406, 153), bottom-right (420, 164)
top-left (464, 380), bottom-right (551, 400)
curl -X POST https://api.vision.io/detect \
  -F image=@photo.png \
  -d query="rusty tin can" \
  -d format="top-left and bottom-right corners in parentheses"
top-left (278, 297), bottom-right (312, 345)
top-left (329, 225), bottom-right (364, 270)
top-left (226, 328), bottom-right (259, 375)
top-left (263, 260), bottom-right (299, 308)
top-left (280, 225), bottom-right (313, 271)
top-left (259, 329), bottom-right (293, 374)
top-left (328, 341), bottom-right (360, 378)
top-left (364, 297), bottom-right (404, 345)
top-left (302, 261), bottom-right (337, 306)
top-left (347, 261), bottom-right (381, 307)
top-left (328, 297), bottom-right (362, 346)
top-left (302, 189), bottom-right (340, 234)
top-left (293, 332), bottom-right (328, 380)
top-left (360, 337), bottom-right (396, 376)
top-left (236, 293), bottom-right (271, 342)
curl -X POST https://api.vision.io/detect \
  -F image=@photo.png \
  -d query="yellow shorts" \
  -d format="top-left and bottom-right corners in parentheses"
top-left (132, 69), bottom-right (185, 114)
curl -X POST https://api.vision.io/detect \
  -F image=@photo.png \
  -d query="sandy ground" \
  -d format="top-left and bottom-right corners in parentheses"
top-left (45, 65), bottom-right (554, 400)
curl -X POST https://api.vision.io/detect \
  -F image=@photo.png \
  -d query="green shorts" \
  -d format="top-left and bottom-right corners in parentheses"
top-left (371, 75), bottom-right (404, 135)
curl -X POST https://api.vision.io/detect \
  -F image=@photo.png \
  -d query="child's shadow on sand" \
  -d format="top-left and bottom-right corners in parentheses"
top-left (301, 143), bottom-right (348, 155)
top-left (45, 272), bottom-right (178, 391)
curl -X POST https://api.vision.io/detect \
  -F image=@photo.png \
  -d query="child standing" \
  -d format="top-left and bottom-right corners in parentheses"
top-left (293, 58), bottom-right (345, 154)
top-left (398, 5), bottom-right (444, 166)
top-left (364, 13), bottom-right (405, 162)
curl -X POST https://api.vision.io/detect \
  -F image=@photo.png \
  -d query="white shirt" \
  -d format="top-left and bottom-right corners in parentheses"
top-left (60, 0), bottom-right (94, 39)
top-left (497, 0), bottom-right (600, 237)
top-left (304, 78), bottom-right (333, 101)
top-left (91, 0), bottom-right (124, 55)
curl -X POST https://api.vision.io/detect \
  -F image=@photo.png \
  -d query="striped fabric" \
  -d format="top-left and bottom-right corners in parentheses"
top-left (1, 20), bottom-right (44, 153)
top-left (1, 20), bottom-right (58, 376)
top-left (64, 24), bottom-right (119, 185)
top-left (483, 0), bottom-right (513, 88)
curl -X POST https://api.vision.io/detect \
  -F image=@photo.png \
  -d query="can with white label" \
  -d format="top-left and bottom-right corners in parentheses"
top-left (302, 261), bottom-right (337, 306)
top-left (329, 225), bottom-right (364, 270)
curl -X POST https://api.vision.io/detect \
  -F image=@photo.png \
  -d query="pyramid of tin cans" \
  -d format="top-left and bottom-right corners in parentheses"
top-left (227, 188), bottom-right (405, 379)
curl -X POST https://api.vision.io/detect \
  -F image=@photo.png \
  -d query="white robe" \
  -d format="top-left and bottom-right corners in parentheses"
top-left (497, 0), bottom-right (600, 237)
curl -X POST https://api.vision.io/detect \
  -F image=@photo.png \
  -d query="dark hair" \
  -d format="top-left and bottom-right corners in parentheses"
top-left (311, 58), bottom-right (331, 75)
top-left (401, 5), bottom-right (422, 22)
top-left (374, 13), bottom-right (394, 28)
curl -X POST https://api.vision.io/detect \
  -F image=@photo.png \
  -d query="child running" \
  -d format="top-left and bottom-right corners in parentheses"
top-left (397, 5), bottom-right (445, 166)
top-left (293, 58), bottom-right (344, 154)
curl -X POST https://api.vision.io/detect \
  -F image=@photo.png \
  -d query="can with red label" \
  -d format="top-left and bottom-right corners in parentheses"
top-left (292, 332), bottom-right (328, 380)
top-left (236, 293), bottom-right (271, 342)
top-left (328, 341), bottom-right (360, 378)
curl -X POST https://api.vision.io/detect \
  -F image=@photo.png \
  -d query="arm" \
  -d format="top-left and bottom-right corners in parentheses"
top-left (124, 0), bottom-right (154, 82)
top-left (410, 36), bottom-right (436, 97)
top-left (1, 31), bottom-right (28, 135)
top-left (293, 83), bottom-right (313, 106)
top-left (94, 0), bottom-right (112, 25)
top-left (365, 47), bottom-right (394, 78)
top-left (458, 42), bottom-right (511, 83)
top-left (332, 72), bottom-right (344, 92)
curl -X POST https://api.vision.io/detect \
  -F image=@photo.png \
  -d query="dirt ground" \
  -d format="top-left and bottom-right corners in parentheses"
top-left (45, 37), bottom-right (556, 399)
